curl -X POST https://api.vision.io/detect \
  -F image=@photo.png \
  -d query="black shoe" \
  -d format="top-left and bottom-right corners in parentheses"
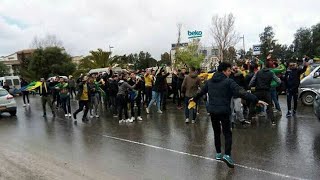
top-left (43, 113), bottom-right (47, 117)
top-left (73, 113), bottom-right (77, 119)
top-left (292, 110), bottom-right (296, 116)
top-left (52, 111), bottom-right (56, 117)
top-left (82, 117), bottom-right (89, 122)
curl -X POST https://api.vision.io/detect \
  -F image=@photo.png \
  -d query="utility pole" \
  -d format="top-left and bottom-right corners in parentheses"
top-left (109, 45), bottom-right (114, 53)
top-left (240, 35), bottom-right (245, 57)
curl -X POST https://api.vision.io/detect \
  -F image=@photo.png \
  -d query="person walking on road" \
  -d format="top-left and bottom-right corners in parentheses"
top-left (248, 60), bottom-right (281, 125)
top-left (117, 76), bottom-right (136, 123)
top-left (146, 66), bottom-right (169, 114)
top-left (73, 76), bottom-right (91, 122)
top-left (68, 75), bottom-right (76, 99)
top-left (191, 62), bottom-right (268, 168)
top-left (55, 78), bottom-right (71, 117)
top-left (181, 66), bottom-right (200, 123)
top-left (284, 60), bottom-right (308, 117)
top-left (39, 78), bottom-right (55, 117)
top-left (20, 78), bottom-right (30, 107)
top-left (144, 69), bottom-right (153, 106)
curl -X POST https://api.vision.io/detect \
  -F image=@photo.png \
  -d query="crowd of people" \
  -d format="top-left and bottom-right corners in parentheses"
top-left (22, 54), bottom-right (310, 125)
top-left (18, 54), bottom-right (311, 168)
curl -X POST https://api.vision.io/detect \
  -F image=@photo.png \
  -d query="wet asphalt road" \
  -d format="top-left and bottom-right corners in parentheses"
top-left (0, 95), bottom-right (319, 180)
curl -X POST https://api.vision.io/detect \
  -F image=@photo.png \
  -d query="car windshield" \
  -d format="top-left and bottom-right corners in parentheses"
top-left (0, 89), bottom-right (8, 97)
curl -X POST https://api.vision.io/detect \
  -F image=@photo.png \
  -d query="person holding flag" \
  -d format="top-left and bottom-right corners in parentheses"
top-left (39, 78), bottom-right (55, 117)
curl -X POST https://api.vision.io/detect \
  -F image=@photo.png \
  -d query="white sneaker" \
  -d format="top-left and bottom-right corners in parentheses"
top-left (192, 120), bottom-right (195, 124)
top-left (27, 104), bottom-right (30, 106)
top-left (137, 116), bottom-right (143, 121)
top-left (126, 118), bottom-right (133, 123)
top-left (23, 104), bottom-right (26, 107)
top-left (131, 117), bottom-right (135, 121)
top-left (68, 113), bottom-right (72, 117)
top-left (185, 118), bottom-right (190, 123)
top-left (90, 115), bottom-right (94, 118)
top-left (146, 108), bottom-right (150, 114)
top-left (157, 110), bottom-right (163, 114)
top-left (119, 119), bottom-right (125, 123)
top-left (65, 114), bottom-right (68, 117)
top-left (96, 114), bottom-right (100, 118)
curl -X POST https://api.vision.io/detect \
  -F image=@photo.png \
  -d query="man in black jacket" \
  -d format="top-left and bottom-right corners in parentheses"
top-left (39, 78), bottom-right (55, 117)
top-left (109, 75), bottom-right (119, 117)
top-left (284, 60), bottom-right (308, 117)
top-left (192, 62), bottom-right (267, 168)
top-left (249, 63), bottom-right (281, 125)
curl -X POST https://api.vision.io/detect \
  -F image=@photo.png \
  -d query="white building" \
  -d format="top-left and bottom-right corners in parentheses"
top-left (199, 46), bottom-right (220, 71)
top-left (0, 49), bottom-right (35, 75)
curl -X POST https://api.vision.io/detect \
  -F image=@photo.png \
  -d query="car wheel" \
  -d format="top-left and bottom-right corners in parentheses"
top-left (302, 92), bottom-right (316, 106)
top-left (9, 110), bottom-right (17, 116)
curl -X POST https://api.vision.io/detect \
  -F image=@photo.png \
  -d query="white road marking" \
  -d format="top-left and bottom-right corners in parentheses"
top-left (102, 134), bottom-right (307, 180)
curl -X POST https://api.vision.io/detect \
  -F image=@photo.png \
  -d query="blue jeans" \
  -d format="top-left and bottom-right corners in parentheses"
top-left (271, 89), bottom-right (281, 111)
top-left (185, 97), bottom-right (197, 120)
top-left (148, 91), bottom-right (161, 111)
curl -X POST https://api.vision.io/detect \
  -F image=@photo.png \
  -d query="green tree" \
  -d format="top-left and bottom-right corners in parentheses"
top-left (78, 48), bottom-right (112, 72)
top-left (311, 23), bottom-right (320, 56)
top-left (175, 40), bottom-right (204, 68)
top-left (28, 47), bottom-right (76, 79)
top-left (259, 26), bottom-right (277, 60)
top-left (293, 27), bottom-right (312, 57)
top-left (0, 62), bottom-right (9, 76)
top-left (159, 52), bottom-right (171, 66)
top-left (223, 47), bottom-right (237, 63)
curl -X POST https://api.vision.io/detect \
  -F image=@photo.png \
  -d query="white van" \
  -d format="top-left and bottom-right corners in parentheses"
top-left (88, 67), bottom-right (125, 75)
top-left (0, 76), bottom-right (21, 94)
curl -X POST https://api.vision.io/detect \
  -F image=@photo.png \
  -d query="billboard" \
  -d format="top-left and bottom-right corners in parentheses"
top-left (253, 45), bottom-right (261, 55)
top-left (188, 30), bottom-right (202, 39)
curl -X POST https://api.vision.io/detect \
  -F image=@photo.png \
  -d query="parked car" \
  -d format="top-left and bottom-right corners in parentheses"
top-left (0, 88), bottom-right (17, 116)
top-left (0, 76), bottom-right (21, 95)
top-left (298, 65), bottom-right (320, 105)
top-left (313, 89), bottom-right (320, 121)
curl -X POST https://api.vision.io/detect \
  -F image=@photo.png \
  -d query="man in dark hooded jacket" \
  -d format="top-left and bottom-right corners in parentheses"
top-left (248, 62), bottom-right (281, 125)
top-left (192, 62), bottom-right (267, 168)
top-left (284, 60), bottom-right (308, 117)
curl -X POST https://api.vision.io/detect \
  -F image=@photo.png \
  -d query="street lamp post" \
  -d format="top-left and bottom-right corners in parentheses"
top-left (109, 45), bottom-right (114, 53)
top-left (240, 35), bottom-right (245, 57)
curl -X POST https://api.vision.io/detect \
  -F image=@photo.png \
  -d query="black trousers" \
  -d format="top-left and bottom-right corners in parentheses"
top-left (52, 92), bottom-right (60, 107)
top-left (145, 86), bottom-right (152, 105)
top-left (160, 90), bottom-right (168, 110)
top-left (61, 96), bottom-right (71, 114)
top-left (249, 90), bottom-right (274, 122)
top-left (117, 94), bottom-right (128, 120)
top-left (130, 97), bottom-right (141, 117)
top-left (74, 100), bottom-right (89, 118)
top-left (210, 113), bottom-right (232, 156)
top-left (22, 91), bottom-right (29, 104)
top-left (69, 87), bottom-right (76, 98)
top-left (172, 87), bottom-right (178, 103)
top-left (110, 95), bottom-right (117, 115)
top-left (287, 89), bottom-right (298, 111)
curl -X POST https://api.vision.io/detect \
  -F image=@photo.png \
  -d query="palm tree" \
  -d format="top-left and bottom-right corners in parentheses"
top-left (78, 48), bottom-right (112, 71)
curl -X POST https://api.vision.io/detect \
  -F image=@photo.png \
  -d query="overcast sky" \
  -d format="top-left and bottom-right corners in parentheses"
top-left (1, 0), bottom-right (320, 59)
